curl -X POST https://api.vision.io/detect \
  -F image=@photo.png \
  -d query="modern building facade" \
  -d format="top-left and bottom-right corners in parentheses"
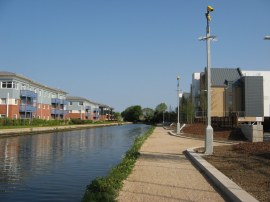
top-left (198, 68), bottom-right (242, 117)
top-left (0, 71), bottom-right (67, 120)
top-left (66, 96), bottom-right (100, 120)
top-left (99, 104), bottom-right (114, 121)
top-left (66, 96), bottom-right (114, 121)
top-left (241, 71), bottom-right (270, 117)
top-left (0, 72), bottom-right (114, 121)
top-left (233, 76), bottom-right (264, 117)
top-left (191, 72), bottom-right (202, 117)
top-left (191, 68), bottom-right (268, 119)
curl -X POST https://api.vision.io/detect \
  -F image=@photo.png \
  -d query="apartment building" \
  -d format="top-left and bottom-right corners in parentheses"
top-left (0, 71), bottom-right (68, 120)
top-left (66, 96), bottom-right (114, 121)
top-left (66, 96), bottom-right (101, 120)
top-left (99, 104), bottom-right (114, 121)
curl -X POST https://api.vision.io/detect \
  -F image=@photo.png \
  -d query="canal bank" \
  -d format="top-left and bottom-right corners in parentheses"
top-left (118, 127), bottom-right (227, 201)
top-left (0, 122), bottom-right (132, 138)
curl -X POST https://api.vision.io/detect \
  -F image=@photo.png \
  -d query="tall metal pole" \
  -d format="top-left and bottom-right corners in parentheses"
top-left (205, 6), bottom-right (214, 154)
top-left (176, 76), bottom-right (180, 134)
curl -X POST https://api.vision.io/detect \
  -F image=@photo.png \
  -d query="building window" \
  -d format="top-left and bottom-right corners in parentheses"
top-left (1, 81), bottom-right (17, 89)
top-left (13, 114), bottom-right (17, 119)
top-left (0, 114), bottom-right (6, 118)
top-left (38, 104), bottom-right (40, 109)
top-left (39, 90), bottom-right (42, 96)
top-left (15, 99), bottom-right (18, 105)
top-left (43, 105), bottom-right (45, 109)
top-left (69, 102), bottom-right (73, 105)
top-left (21, 84), bottom-right (26, 90)
top-left (79, 101), bottom-right (83, 106)
top-left (1, 98), bottom-right (6, 104)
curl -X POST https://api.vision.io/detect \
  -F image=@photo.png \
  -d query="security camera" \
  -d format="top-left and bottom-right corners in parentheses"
top-left (207, 6), bottom-right (214, 12)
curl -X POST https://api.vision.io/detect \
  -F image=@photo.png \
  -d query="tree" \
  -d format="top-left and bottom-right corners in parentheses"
top-left (121, 105), bottom-right (143, 122)
top-left (180, 96), bottom-right (195, 124)
top-left (155, 103), bottom-right (167, 114)
top-left (113, 112), bottom-right (122, 121)
top-left (153, 103), bottom-right (168, 123)
top-left (142, 108), bottom-right (154, 122)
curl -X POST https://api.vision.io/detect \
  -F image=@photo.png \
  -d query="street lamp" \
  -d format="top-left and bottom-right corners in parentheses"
top-left (264, 36), bottom-right (270, 40)
top-left (199, 6), bottom-right (215, 154)
top-left (176, 76), bottom-right (181, 134)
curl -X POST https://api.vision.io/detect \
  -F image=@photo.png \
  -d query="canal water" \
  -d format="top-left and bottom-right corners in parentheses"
top-left (0, 124), bottom-right (151, 202)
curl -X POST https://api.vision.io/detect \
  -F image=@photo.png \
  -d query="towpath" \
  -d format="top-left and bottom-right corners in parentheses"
top-left (118, 126), bottom-right (226, 202)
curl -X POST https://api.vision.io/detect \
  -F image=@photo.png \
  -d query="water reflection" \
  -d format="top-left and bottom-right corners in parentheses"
top-left (0, 124), bottom-right (150, 202)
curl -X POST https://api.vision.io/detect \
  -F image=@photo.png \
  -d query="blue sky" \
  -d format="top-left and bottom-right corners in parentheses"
top-left (0, 0), bottom-right (269, 112)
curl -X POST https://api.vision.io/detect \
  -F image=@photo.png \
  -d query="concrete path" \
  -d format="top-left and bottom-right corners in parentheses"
top-left (118, 127), bottom-right (226, 202)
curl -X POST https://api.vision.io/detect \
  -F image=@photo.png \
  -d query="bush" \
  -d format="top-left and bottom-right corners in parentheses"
top-left (69, 119), bottom-right (94, 125)
top-left (82, 126), bottom-right (155, 202)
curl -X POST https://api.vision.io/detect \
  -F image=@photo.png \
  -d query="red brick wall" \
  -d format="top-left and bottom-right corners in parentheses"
top-left (9, 104), bottom-right (20, 119)
top-left (0, 100), bottom-right (20, 119)
top-left (67, 113), bottom-right (85, 120)
top-left (35, 104), bottom-right (52, 120)
top-left (0, 105), bottom-right (7, 116)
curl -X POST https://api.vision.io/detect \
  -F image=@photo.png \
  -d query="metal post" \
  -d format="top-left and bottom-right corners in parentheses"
top-left (176, 76), bottom-right (181, 134)
top-left (163, 110), bottom-right (165, 125)
top-left (205, 7), bottom-right (214, 154)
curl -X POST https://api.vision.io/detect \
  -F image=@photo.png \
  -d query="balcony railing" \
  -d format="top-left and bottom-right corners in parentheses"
top-left (85, 106), bottom-right (91, 110)
top-left (93, 108), bottom-right (100, 113)
top-left (51, 98), bottom-right (68, 105)
top-left (51, 109), bottom-right (68, 115)
top-left (20, 90), bottom-right (37, 99)
top-left (20, 105), bottom-right (37, 112)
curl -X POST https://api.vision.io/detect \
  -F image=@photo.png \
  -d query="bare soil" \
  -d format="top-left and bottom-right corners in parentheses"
top-left (183, 123), bottom-right (270, 202)
top-left (182, 123), bottom-right (247, 141)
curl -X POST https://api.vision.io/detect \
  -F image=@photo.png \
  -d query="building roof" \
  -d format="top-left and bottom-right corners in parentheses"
top-left (210, 68), bottom-right (242, 87)
top-left (0, 71), bottom-right (67, 94)
top-left (66, 96), bottom-right (113, 109)
top-left (66, 96), bottom-right (95, 104)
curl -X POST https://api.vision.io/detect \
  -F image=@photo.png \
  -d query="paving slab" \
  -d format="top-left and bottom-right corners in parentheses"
top-left (118, 127), bottom-right (226, 202)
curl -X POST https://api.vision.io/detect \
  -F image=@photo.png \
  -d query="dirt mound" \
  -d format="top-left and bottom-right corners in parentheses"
top-left (204, 142), bottom-right (270, 202)
top-left (182, 123), bottom-right (247, 141)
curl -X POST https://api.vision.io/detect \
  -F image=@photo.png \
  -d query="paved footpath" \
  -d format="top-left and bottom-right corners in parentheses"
top-left (118, 127), bottom-right (226, 202)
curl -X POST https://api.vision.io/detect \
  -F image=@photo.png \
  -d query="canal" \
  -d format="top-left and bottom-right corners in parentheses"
top-left (0, 124), bottom-right (151, 202)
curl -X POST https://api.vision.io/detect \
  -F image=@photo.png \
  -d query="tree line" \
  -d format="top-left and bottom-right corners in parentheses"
top-left (120, 96), bottom-right (195, 124)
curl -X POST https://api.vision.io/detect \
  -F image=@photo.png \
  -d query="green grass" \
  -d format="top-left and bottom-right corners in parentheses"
top-left (81, 126), bottom-right (155, 202)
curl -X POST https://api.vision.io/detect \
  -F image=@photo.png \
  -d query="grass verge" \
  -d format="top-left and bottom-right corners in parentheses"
top-left (81, 126), bottom-right (155, 202)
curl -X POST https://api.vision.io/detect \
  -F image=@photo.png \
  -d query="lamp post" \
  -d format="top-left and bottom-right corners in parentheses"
top-left (176, 76), bottom-right (181, 134)
top-left (203, 6), bottom-right (215, 154)
top-left (264, 36), bottom-right (270, 40)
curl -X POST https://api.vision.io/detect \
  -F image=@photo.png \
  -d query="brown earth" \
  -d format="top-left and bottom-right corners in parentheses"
top-left (181, 123), bottom-right (247, 141)
top-left (183, 123), bottom-right (270, 202)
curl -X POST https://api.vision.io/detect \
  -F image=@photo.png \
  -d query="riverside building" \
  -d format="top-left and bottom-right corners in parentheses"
top-left (0, 71), bottom-right (68, 120)
top-left (66, 96), bottom-right (114, 121)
